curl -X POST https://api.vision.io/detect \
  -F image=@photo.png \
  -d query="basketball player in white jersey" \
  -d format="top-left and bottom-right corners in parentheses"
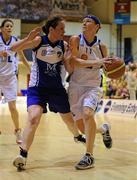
top-left (0, 19), bottom-right (30, 144)
top-left (65, 15), bottom-right (113, 170)
top-left (6, 16), bottom-right (86, 170)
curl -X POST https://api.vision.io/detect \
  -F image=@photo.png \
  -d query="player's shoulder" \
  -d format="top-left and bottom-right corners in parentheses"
top-left (98, 41), bottom-right (108, 57)
top-left (70, 35), bottom-right (80, 42)
top-left (12, 35), bottom-right (18, 41)
top-left (99, 41), bottom-right (107, 48)
top-left (69, 35), bottom-right (80, 47)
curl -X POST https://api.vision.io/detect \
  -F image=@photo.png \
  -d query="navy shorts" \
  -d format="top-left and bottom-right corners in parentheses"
top-left (27, 87), bottom-right (70, 113)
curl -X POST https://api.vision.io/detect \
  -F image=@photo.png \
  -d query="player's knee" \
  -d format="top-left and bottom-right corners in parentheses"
top-left (83, 108), bottom-right (94, 120)
top-left (8, 104), bottom-right (17, 112)
top-left (28, 113), bottom-right (40, 126)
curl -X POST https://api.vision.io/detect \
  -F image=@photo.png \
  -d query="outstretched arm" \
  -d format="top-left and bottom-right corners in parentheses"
top-left (10, 27), bottom-right (42, 52)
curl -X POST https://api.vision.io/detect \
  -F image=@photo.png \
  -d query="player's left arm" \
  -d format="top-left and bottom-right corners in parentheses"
top-left (99, 42), bottom-right (109, 58)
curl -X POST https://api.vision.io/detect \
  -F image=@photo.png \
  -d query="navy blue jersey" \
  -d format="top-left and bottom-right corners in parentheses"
top-left (29, 35), bottom-right (65, 88)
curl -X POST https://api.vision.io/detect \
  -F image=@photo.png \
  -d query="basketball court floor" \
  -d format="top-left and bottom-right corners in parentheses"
top-left (0, 97), bottom-right (137, 180)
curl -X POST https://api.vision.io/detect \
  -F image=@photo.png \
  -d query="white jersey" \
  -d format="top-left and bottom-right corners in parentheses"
top-left (0, 33), bottom-right (18, 76)
top-left (70, 34), bottom-right (103, 87)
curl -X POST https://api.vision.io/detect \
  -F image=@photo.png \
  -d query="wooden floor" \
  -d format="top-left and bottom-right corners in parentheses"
top-left (0, 97), bottom-right (137, 180)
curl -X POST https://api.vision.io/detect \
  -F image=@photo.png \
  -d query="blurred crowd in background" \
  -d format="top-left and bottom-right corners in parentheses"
top-left (103, 62), bottom-right (137, 100)
top-left (0, 0), bottom-right (51, 21)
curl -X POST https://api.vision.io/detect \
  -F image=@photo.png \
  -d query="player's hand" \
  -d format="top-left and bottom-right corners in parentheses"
top-left (0, 50), bottom-right (8, 57)
top-left (26, 27), bottom-right (42, 41)
top-left (102, 57), bottom-right (113, 64)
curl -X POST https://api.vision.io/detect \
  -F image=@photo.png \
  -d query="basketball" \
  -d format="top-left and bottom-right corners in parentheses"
top-left (103, 56), bottom-right (126, 79)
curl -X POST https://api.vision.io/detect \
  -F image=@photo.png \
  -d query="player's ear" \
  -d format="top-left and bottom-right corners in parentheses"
top-left (95, 24), bottom-right (100, 33)
top-left (49, 26), bottom-right (54, 33)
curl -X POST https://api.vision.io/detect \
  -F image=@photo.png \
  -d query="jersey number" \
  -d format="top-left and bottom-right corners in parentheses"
top-left (7, 56), bottom-right (12, 62)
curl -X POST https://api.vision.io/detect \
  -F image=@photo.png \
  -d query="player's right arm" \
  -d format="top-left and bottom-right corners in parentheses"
top-left (70, 36), bottom-right (110, 68)
top-left (10, 27), bottom-right (42, 52)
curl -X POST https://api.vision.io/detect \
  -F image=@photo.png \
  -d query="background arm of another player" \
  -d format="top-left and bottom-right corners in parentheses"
top-left (18, 51), bottom-right (31, 73)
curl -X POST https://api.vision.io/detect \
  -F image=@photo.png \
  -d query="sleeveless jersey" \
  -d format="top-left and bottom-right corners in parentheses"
top-left (29, 35), bottom-right (66, 88)
top-left (70, 34), bottom-right (103, 87)
top-left (0, 33), bottom-right (18, 76)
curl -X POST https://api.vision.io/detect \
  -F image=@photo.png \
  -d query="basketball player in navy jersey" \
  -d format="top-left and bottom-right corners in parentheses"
top-left (65, 15), bottom-right (113, 170)
top-left (7, 16), bottom-right (85, 170)
top-left (0, 19), bottom-right (30, 144)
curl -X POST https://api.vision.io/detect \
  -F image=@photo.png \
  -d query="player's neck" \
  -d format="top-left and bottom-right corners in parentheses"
top-left (2, 33), bottom-right (11, 42)
top-left (83, 32), bottom-right (95, 43)
top-left (48, 34), bottom-right (58, 44)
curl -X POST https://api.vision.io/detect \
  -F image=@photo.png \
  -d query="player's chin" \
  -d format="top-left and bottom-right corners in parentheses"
top-left (7, 31), bottom-right (12, 35)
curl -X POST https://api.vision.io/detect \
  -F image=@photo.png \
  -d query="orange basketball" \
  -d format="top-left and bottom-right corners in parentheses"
top-left (103, 56), bottom-right (125, 79)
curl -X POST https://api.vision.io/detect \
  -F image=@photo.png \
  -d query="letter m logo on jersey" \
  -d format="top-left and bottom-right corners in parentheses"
top-left (46, 63), bottom-right (56, 71)
top-left (45, 63), bottom-right (57, 76)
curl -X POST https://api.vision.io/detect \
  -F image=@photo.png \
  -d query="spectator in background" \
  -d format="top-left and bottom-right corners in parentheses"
top-left (113, 81), bottom-right (129, 99)
top-left (106, 80), bottom-right (117, 98)
top-left (0, 0), bottom-right (51, 21)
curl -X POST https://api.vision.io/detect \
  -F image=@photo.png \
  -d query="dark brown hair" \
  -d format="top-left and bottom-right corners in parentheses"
top-left (42, 16), bottom-right (64, 35)
top-left (0, 19), bottom-right (14, 28)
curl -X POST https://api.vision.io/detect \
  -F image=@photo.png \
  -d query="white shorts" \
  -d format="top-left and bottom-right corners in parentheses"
top-left (0, 75), bottom-right (17, 102)
top-left (68, 84), bottom-right (103, 121)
